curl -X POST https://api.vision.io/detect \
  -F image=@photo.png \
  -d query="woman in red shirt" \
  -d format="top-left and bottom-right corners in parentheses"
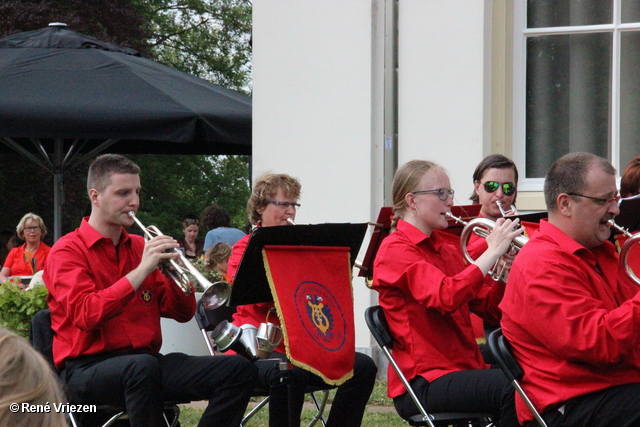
top-left (0, 213), bottom-right (50, 286)
top-left (372, 160), bottom-right (522, 426)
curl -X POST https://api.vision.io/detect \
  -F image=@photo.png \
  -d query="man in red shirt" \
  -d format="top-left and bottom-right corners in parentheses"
top-left (500, 152), bottom-right (640, 426)
top-left (44, 154), bottom-right (257, 427)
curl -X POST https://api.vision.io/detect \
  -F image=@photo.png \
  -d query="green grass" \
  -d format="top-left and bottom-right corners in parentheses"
top-left (178, 380), bottom-right (410, 426)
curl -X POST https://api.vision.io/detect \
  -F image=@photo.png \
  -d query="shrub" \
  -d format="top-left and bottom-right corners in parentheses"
top-left (0, 280), bottom-right (48, 338)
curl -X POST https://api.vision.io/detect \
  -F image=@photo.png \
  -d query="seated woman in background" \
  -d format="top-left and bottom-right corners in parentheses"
top-left (228, 172), bottom-right (377, 427)
top-left (204, 242), bottom-right (232, 283)
top-left (177, 214), bottom-right (204, 260)
top-left (0, 327), bottom-right (68, 427)
top-left (0, 213), bottom-right (50, 286)
top-left (372, 160), bottom-right (521, 426)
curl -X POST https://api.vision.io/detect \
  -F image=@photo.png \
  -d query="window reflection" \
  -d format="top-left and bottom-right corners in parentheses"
top-left (526, 33), bottom-right (611, 178)
top-left (527, 0), bottom-right (612, 28)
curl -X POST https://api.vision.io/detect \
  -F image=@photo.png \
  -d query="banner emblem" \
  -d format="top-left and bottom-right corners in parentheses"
top-left (295, 281), bottom-right (346, 351)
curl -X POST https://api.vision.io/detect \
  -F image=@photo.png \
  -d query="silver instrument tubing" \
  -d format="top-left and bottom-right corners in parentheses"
top-left (446, 211), bottom-right (528, 283)
top-left (607, 219), bottom-right (640, 286)
top-left (128, 211), bottom-right (231, 308)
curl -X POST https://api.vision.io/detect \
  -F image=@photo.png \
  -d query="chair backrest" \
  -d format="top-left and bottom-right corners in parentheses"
top-left (364, 305), bottom-right (394, 349)
top-left (487, 328), bottom-right (548, 427)
top-left (29, 308), bottom-right (55, 370)
top-left (486, 327), bottom-right (523, 382)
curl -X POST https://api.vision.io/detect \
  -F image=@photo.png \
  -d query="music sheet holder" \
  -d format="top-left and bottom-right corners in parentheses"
top-left (229, 223), bottom-right (368, 307)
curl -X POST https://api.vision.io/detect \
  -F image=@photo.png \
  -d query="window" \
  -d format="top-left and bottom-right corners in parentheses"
top-left (513, 0), bottom-right (640, 189)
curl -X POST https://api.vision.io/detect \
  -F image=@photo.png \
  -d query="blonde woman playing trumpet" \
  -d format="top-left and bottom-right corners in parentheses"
top-left (372, 160), bottom-right (523, 426)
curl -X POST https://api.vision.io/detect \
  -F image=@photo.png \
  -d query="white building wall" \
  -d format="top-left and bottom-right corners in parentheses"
top-left (399, 0), bottom-right (490, 201)
top-left (253, 0), bottom-right (380, 347)
top-left (253, 1), bottom-right (492, 348)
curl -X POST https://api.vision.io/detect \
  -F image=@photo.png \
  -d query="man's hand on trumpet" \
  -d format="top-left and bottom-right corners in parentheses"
top-left (126, 235), bottom-right (180, 291)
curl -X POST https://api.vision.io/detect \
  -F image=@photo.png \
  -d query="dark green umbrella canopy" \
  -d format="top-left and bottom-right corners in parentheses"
top-left (0, 24), bottom-right (252, 239)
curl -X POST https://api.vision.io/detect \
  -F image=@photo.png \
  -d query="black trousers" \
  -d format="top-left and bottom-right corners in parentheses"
top-left (533, 383), bottom-right (640, 427)
top-left (394, 369), bottom-right (518, 427)
top-left (61, 352), bottom-right (258, 427)
top-left (260, 351), bottom-right (378, 427)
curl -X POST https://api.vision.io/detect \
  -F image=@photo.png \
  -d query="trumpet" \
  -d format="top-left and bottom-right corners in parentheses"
top-left (128, 211), bottom-right (231, 309)
top-left (607, 219), bottom-right (640, 286)
top-left (496, 200), bottom-right (518, 217)
top-left (446, 212), bottom-right (528, 283)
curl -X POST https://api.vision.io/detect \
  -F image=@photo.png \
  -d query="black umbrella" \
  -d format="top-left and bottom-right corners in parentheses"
top-left (0, 24), bottom-right (252, 239)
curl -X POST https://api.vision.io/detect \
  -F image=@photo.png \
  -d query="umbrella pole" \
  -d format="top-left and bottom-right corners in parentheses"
top-left (53, 140), bottom-right (64, 242)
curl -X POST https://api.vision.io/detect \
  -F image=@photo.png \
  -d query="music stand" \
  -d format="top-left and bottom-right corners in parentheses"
top-left (355, 207), bottom-right (393, 279)
top-left (230, 223), bottom-right (368, 306)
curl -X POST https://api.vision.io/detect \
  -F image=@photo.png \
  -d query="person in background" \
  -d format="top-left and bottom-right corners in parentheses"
top-left (177, 214), bottom-right (204, 260)
top-left (372, 160), bottom-right (521, 426)
top-left (620, 155), bottom-right (640, 199)
top-left (201, 204), bottom-right (245, 251)
top-left (0, 230), bottom-right (15, 267)
top-left (44, 154), bottom-right (257, 427)
top-left (228, 172), bottom-right (378, 427)
top-left (204, 242), bottom-right (232, 283)
top-left (0, 213), bottom-right (50, 285)
top-left (467, 155), bottom-right (520, 339)
top-left (469, 154), bottom-right (519, 231)
top-left (0, 327), bottom-right (68, 427)
top-left (500, 152), bottom-right (640, 426)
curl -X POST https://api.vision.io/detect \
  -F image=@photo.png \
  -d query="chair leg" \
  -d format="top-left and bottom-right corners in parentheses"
top-left (241, 396), bottom-right (270, 427)
top-left (163, 405), bottom-right (181, 427)
top-left (306, 390), bottom-right (329, 427)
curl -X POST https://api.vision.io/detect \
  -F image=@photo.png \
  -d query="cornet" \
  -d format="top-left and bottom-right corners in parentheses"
top-left (128, 211), bottom-right (231, 309)
top-left (446, 212), bottom-right (528, 283)
top-left (607, 219), bottom-right (640, 286)
top-left (496, 200), bottom-right (518, 217)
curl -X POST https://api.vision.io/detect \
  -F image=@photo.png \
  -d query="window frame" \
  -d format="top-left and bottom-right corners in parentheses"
top-left (512, 0), bottom-right (640, 190)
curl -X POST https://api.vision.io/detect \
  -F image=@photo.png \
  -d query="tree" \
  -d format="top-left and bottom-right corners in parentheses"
top-left (131, 154), bottom-right (250, 237)
top-left (132, 0), bottom-right (253, 93)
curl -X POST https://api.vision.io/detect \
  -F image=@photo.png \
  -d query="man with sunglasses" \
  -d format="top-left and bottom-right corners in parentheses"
top-left (499, 152), bottom-right (640, 427)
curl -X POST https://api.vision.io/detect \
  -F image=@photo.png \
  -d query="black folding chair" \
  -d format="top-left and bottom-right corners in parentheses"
top-left (487, 328), bottom-right (548, 427)
top-left (365, 305), bottom-right (493, 427)
top-left (30, 309), bottom-right (183, 427)
top-left (194, 298), bottom-right (329, 427)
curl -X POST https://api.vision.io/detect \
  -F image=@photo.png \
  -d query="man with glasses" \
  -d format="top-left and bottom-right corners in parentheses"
top-left (499, 152), bottom-right (640, 427)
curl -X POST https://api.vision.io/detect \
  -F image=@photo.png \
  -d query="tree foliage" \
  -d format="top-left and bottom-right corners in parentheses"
top-left (131, 154), bottom-right (250, 237)
top-left (133, 0), bottom-right (253, 93)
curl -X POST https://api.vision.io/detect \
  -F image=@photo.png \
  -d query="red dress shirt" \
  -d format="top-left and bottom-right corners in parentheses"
top-left (227, 233), bottom-right (285, 351)
top-left (372, 219), bottom-right (505, 398)
top-left (500, 220), bottom-right (640, 423)
top-left (44, 218), bottom-right (196, 370)
top-left (3, 242), bottom-right (51, 275)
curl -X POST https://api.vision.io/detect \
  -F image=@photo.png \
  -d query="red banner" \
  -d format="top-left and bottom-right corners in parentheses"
top-left (262, 245), bottom-right (355, 385)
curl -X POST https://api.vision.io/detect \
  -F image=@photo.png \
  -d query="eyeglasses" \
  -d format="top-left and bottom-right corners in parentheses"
top-left (566, 193), bottom-right (620, 206)
top-left (270, 201), bottom-right (301, 209)
top-left (410, 188), bottom-right (455, 201)
top-left (482, 181), bottom-right (516, 196)
top-left (24, 226), bottom-right (40, 233)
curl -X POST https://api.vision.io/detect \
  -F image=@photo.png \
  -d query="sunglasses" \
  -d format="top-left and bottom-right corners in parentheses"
top-left (482, 181), bottom-right (516, 196)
